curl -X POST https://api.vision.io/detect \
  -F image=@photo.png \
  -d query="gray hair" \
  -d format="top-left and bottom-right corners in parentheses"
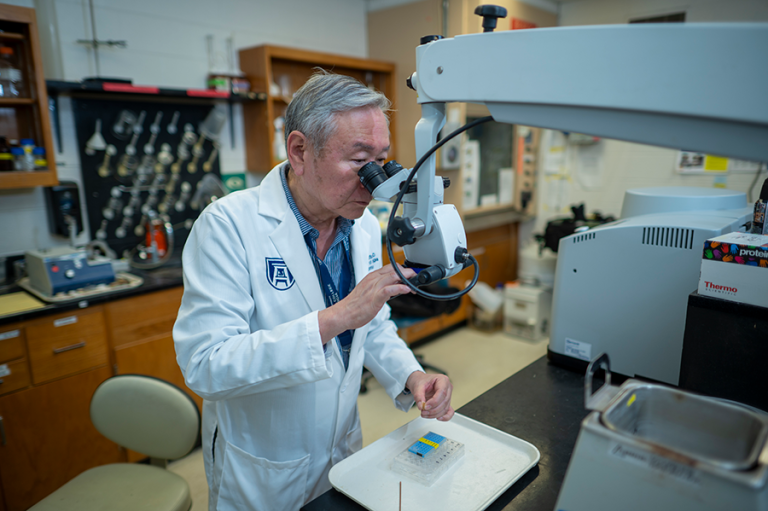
top-left (284, 70), bottom-right (391, 156)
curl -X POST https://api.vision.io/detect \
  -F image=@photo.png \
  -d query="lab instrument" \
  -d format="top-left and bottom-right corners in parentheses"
top-left (548, 187), bottom-right (751, 385)
top-left (407, 14), bottom-right (766, 376)
top-left (25, 246), bottom-right (114, 296)
top-left (395, 16), bottom-right (767, 302)
top-left (556, 353), bottom-right (768, 511)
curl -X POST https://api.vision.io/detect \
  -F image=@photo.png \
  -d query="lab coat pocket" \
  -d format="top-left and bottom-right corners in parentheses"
top-left (216, 441), bottom-right (310, 511)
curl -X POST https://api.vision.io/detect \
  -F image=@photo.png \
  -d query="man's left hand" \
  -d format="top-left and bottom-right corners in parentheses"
top-left (406, 371), bottom-right (454, 421)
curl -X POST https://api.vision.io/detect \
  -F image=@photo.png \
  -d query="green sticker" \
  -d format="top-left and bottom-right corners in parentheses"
top-left (222, 173), bottom-right (246, 193)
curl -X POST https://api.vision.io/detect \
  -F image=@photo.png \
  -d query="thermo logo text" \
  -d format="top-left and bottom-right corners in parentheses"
top-left (704, 281), bottom-right (737, 293)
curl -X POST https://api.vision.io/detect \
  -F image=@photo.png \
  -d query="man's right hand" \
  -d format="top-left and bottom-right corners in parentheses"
top-left (318, 264), bottom-right (415, 344)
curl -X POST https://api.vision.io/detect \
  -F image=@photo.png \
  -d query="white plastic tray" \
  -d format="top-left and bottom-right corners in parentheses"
top-left (329, 413), bottom-right (540, 511)
top-left (18, 272), bottom-right (143, 303)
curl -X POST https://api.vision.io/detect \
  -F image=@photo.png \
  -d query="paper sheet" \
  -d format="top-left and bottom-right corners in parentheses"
top-left (0, 292), bottom-right (46, 318)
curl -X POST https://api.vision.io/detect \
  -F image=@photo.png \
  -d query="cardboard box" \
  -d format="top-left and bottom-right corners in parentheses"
top-left (697, 232), bottom-right (768, 307)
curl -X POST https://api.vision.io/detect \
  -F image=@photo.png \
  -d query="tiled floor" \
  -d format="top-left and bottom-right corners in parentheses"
top-left (168, 326), bottom-right (548, 510)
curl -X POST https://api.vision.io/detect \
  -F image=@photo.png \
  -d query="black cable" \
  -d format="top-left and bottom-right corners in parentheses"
top-left (387, 115), bottom-right (493, 301)
top-left (747, 163), bottom-right (767, 203)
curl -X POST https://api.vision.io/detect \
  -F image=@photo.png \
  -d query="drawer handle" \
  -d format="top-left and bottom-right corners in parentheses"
top-left (52, 341), bottom-right (86, 354)
top-left (0, 416), bottom-right (5, 446)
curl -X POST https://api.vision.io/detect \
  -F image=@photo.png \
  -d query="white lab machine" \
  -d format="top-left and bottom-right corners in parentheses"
top-left (548, 186), bottom-right (751, 385)
top-left (556, 354), bottom-right (768, 511)
top-left (503, 281), bottom-right (551, 341)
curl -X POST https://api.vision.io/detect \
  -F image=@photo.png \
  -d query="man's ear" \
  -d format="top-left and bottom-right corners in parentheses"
top-left (287, 131), bottom-right (309, 176)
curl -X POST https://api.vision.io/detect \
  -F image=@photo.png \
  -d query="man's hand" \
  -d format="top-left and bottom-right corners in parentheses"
top-left (318, 264), bottom-right (415, 345)
top-left (406, 371), bottom-right (454, 422)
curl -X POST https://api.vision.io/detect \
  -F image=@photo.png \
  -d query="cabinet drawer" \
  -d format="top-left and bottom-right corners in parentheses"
top-left (0, 326), bottom-right (25, 363)
top-left (0, 358), bottom-right (31, 395)
top-left (106, 287), bottom-right (183, 348)
top-left (26, 308), bottom-right (109, 385)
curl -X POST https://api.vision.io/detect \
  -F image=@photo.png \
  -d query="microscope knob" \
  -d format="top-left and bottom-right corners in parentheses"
top-left (474, 5), bottom-right (508, 33)
top-left (388, 217), bottom-right (417, 246)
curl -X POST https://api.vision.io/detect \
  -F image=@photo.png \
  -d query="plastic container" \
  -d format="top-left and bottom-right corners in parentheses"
top-left (392, 433), bottom-right (465, 486)
top-left (20, 138), bottom-right (34, 171)
top-left (10, 147), bottom-right (24, 171)
top-left (33, 146), bottom-right (47, 170)
top-left (0, 46), bottom-right (23, 98)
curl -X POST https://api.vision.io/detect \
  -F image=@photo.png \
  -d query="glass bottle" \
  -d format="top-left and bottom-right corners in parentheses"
top-left (0, 46), bottom-right (23, 98)
top-left (33, 147), bottom-right (47, 170)
top-left (20, 138), bottom-right (34, 171)
top-left (0, 136), bottom-right (12, 171)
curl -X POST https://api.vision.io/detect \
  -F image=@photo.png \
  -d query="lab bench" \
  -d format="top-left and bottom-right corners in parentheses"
top-left (303, 355), bottom-right (590, 511)
top-left (0, 265), bottom-right (187, 511)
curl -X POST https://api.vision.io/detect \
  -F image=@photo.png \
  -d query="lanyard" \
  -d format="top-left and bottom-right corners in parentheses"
top-left (309, 241), bottom-right (355, 367)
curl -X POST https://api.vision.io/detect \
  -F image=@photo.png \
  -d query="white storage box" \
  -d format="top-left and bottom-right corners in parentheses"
top-left (504, 281), bottom-right (552, 340)
top-left (697, 231), bottom-right (768, 307)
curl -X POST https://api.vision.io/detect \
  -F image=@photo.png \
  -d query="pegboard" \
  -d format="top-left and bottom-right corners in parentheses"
top-left (72, 97), bottom-right (227, 259)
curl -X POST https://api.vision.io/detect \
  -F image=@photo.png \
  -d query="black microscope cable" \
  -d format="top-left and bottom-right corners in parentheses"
top-left (387, 115), bottom-right (493, 301)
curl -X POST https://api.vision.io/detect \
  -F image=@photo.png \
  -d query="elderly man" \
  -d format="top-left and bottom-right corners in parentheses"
top-left (174, 71), bottom-right (454, 511)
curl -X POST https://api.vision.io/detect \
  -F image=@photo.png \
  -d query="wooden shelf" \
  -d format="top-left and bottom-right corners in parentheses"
top-left (0, 4), bottom-right (58, 190)
top-left (239, 44), bottom-right (397, 173)
top-left (0, 98), bottom-right (34, 105)
top-left (0, 169), bottom-right (57, 188)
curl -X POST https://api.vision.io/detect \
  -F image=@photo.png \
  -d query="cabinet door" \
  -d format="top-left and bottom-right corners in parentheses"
top-left (114, 333), bottom-right (201, 410)
top-left (0, 365), bottom-right (122, 511)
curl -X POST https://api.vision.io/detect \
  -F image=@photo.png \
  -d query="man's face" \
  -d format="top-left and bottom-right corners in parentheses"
top-left (304, 106), bottom-right (390, 221)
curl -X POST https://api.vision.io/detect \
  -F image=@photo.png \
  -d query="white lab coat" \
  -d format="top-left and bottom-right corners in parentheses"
top-left (174, 162), bottom-right (422, 511)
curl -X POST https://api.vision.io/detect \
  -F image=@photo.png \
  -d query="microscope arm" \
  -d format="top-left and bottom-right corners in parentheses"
top-left (411, 23), bottom-right (768, 163)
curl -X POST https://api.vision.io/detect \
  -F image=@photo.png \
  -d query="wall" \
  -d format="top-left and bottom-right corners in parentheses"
top-left (524, 0), bottom-right (768, 244)
top-left (0, 0), bottom-right (369, 258)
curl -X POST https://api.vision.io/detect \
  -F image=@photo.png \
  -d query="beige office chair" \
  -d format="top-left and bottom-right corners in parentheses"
top-left (30, 374), bottom-right (201, 511)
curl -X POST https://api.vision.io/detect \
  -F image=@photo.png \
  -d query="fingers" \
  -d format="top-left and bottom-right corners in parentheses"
top-left (419, 375), bottom-right (453, 420)
top-left (437, 406), bottom-right (455, 422)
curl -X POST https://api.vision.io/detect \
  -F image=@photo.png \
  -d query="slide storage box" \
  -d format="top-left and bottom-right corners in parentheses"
top-left (697, 232), bottom-right (768, 308)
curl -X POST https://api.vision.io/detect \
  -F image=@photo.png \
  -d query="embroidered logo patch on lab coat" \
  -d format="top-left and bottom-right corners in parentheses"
top-left (266, 258), bottom-right (295, 290)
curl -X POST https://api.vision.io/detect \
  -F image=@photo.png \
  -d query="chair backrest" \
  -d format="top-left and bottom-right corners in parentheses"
top-left (90, 375), bottom-right (200, 461)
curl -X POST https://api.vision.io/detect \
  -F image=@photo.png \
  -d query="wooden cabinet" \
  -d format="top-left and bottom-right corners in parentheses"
top-left (0, 326), bottom-right (29, 396)
top-left (0, 366), bottom-right (121, 511)
top-left (104, 288), bottom-right (199, 461)
top-left (238, 44), bottom-right (397, 172)
top-left (104, 286), bottom-right (201, 463)
top-left (0, 286), bottom-right (195, 509)
top-left (0, 4), bottom-right (57, 189)
top-left (0, 308), bottom-right (120, 511)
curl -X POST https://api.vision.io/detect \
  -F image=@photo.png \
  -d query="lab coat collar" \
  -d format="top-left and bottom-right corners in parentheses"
top-left (257, 162), bottom-right (291, 221)
top-left (261, 161), bottom-right (374, 363)
top-left (346, 219), bottom-right (372, 362)
top-left (262, 163), bottom-right (326, 313)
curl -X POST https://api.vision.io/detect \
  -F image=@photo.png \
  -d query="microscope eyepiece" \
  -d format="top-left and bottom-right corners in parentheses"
top-left (358, 161), bottom-right (388, 194)
top-left (382, 160), bottom-right (404, 178)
